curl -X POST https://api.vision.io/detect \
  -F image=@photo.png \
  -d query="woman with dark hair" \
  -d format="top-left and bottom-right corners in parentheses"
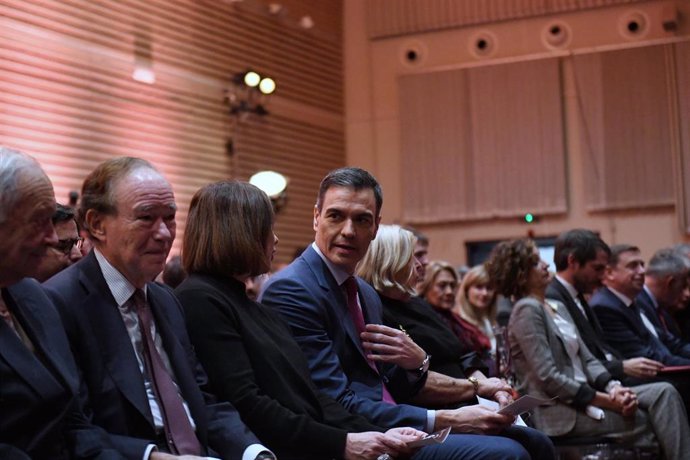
top-left (174, 181), bottom-right (422, 460)
top-left (486, 238), bottom-right (690, 458)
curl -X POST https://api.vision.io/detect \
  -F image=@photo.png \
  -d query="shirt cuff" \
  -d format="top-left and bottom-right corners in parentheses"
top-left (143, 444), bottom-right (157, 460)
top-left (242, 444), bottom-right (275, 460)
top-left (425, 410), bottom-right (436, 433)
top-left (605, 380), bottom-right (622, 393)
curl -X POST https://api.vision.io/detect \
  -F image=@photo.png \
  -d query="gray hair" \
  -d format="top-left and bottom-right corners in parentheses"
top-left (672, 244), bottom-right (690, 259)
top-left (0, 147), bottom-right (44, 224)
top-left (647, 248), bottom-right (690, 279)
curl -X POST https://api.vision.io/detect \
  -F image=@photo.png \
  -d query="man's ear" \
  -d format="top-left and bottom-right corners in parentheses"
top-left (85, 209), bottom-right (107, 244)
top-left (663, 274), bottom-right (676, 291)
top-left (371, 215), bottom-right (382, 240)
top-left (603, 265), bottom-right (614, 282)
top-left (313, 205), bottom-right (319, 232)
top-left (567, 253), bottom-right (578, 270)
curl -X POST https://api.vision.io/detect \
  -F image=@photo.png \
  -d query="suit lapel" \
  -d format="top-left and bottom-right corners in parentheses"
top-left (606, 288), bottom-right (649, 337)
top-left (78, 256), bottom-right (153, 425)
top-left (0, 287), bottom-right (65, 398)
top-left (10, 284), bottom-right (78, 393)
top-left (541, 301), bottom-right (571, 361)
top-left (303, 248), bottom-right (371, 362)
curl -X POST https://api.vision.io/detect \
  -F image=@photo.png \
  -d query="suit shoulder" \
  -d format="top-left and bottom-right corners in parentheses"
top-left (590, 288), bottom-right (616, 308)
top-left (11, 278), bottom-right (60, 317)
top-left (545, 281), bottom-right (565, 301)
top-left (512, 297), bottom-right (545, 317)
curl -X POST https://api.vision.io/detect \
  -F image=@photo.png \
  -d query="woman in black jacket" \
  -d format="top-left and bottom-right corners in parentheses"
top-left (174, 181), bottom-right (422, 460)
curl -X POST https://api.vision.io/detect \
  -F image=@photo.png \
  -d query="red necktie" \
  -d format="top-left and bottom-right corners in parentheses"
top-left (132, 290), bottom-right (202, 455)
top-left (344, 277), bottom-right (396, 404)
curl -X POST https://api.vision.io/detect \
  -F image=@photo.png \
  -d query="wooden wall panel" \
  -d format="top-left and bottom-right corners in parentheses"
top-left (367, 0), bottom-right (657, 39)
top-left (573, 45), bottom-right (675, 211)
top-left (399, 58), bottom-right (566, 224)
top-left (674, 41), bottom-right (690, 233)
top-left (0, 0), bottom-right (343, 264)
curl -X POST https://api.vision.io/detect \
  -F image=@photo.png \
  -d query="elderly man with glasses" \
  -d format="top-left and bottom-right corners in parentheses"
top-left (35, 203), bottom-right (84, 282)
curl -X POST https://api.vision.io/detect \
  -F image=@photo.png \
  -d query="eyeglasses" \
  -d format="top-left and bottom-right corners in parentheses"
top-left (53, 237), bottom-right (84, 255)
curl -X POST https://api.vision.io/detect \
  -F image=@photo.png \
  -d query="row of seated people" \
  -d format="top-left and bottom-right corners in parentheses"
top-left (0, 148), bottom-right (552, 460)
top-left (1, 145), bottom-right (686, 459)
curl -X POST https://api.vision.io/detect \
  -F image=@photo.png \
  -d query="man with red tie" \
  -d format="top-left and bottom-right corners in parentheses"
top-left (44, 157), bottom-right (273, 460)
top-left (261, 167), bottom-right (554, 459)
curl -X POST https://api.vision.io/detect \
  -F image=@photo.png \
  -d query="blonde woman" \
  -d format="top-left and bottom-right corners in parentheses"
top-left (358, 225), bottom-right (556, 458)
top-left (454, 265), bottom-right (498, 376)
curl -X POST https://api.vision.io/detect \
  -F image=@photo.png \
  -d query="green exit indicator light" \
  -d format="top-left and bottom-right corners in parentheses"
top-left (524, 213), bottom-right (535, 223)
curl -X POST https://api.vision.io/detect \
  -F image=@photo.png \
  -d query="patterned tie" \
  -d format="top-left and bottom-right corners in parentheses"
top-left (131, 290), bottom-right (201, 455)
top-left (344, 277), bottom-right (396, 404)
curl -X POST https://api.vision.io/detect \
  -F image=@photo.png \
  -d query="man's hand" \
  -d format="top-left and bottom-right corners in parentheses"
top-left (622, 357), bottom-right (664, 379)
top-left (361, 324), bottom-right (426, 370)
top-left (384, 427), bottom-right (426, 443)
top-left (344, 431), bottom-right (410, 460)
top-left (493, 390), bottom-right (514, 409)
top-left (609, 385), bottom-right (638, 417)
top-left (435, 404), bottom-right (515, 435)
top-left (475, 377), bottom-right (513, 400)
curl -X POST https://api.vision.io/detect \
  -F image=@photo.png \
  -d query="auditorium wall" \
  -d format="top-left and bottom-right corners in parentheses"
top-left (345, 0), bottom-right (690, 264)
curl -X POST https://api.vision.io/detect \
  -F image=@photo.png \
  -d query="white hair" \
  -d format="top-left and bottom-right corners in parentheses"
top-left (0, 147), bottom-right (44, 223)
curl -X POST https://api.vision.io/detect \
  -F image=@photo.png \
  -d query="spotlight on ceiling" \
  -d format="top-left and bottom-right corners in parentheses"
top-left (259, 77), bottom-right (276, 95)
top-left (228, 70), bottom-right (277, 118)
top-left (243, 71), bottom-right (261, 87)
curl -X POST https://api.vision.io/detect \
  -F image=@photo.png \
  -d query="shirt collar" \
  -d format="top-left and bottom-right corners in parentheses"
top-left (94, 248), bottom-right (147, 307)
top-left (643, 285), bottom-right (659, 309)
top-left (311, 242), bottom-right (351, 286)
top-left (555, 274), bottom-right (579, 301)
top-left (608, 286), bottom-right (633, 307)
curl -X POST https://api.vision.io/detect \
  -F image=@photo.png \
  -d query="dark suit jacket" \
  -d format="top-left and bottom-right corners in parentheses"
top-left (0, 279), bottom-right (117, 459)
top-left (261, 246), bottom-right (428, 430)
top-left (591, 287), bottom-right (690, 366)
top-left (43, 252), bottom-right (260, 460)
top-left (546, 279), bottom-right (626, 380)
top-left (380, 295), bottom-right (486, 385)
top-left (636, 289), bottom-right (690, 358)
top-left (176, 274), bottom-right (381, 460)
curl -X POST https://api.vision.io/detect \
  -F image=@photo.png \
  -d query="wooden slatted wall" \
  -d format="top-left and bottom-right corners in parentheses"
top-left (0, 0), bottom-right (343, 264)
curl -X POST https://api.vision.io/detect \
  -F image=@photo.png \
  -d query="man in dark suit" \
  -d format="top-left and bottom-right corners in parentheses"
top-left (0, 147), bottom-right (117, 459)
top-left (592, 244), bottom-right (690, 367)
top-left (546, 230), bottom-right (664, 383)
top-left (590, 242), bottom-right (690, 417)
top-left (43, 157), bottom-right (272, 460)
top-left (636, 248), bottom-right (690, 358)
top-left (262, 167), bottom-right (555, 459)
top-left (546, 230), bottom-right (690, 456)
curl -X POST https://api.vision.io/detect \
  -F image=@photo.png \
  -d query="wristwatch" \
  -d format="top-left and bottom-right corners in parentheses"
top-left (468, 376), bottom-right (480, 395)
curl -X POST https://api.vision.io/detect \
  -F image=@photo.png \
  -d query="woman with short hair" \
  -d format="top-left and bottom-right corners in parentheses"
top-left (358, 225), bottom-right (556, 459)
top-left (417, 261), bottom-right (500, 374)
top-left (175, 181), bottom-right (422, 460)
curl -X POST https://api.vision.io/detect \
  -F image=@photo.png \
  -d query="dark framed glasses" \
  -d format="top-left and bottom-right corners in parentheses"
top-left (53, 237), bottom-right (83, 255)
